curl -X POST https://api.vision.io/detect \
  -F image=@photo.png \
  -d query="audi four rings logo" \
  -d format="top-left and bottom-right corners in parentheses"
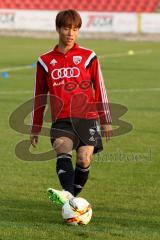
top-left (51, 67), bottom-right (80, 80)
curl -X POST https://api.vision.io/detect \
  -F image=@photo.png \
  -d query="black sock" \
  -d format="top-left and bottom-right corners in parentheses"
top-left (74, 164), bottom-right (90, 196)
top-left (56, 153), bottom-right (74, 195)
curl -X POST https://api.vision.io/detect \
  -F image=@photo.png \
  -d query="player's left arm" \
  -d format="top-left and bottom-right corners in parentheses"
top-left (90, 55), bottom-right (112, 141)
top-left (30, 60), bottom-right (49, 147)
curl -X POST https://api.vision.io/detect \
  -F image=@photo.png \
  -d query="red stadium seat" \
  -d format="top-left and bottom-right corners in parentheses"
top-left (116, 4), bottom-right (126, 12)
top-left (125, 5), bottom-right (137, 12)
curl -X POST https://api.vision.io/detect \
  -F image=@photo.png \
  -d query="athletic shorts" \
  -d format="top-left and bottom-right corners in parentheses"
top-left (50, 118), bottom-right (103, 154)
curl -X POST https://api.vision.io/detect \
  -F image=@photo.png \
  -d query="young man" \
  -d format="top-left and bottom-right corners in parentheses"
top-left (30, 9), bottom-right (112, 206)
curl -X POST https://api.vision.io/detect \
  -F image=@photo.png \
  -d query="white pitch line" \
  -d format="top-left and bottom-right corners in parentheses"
top-left (0, 49), bottom-right (152, 73)
top-left (0, 90), bottom-right (32, 95)
top-left (99, 49), bottom-right (153, 59)
top-left (0, 88), bottom-right (160, 95)
top-left (0, 65), bottom-right (34, 73)
top-left (110, 88), bottom-right (160, 93)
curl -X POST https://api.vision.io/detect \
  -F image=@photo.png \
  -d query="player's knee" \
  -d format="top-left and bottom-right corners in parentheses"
top-left (53, 137), bottom-right (72, 154)
top-left (53, 138), bottom-right (64, 150)
top-left (77, 153), bottom-right (92, 168)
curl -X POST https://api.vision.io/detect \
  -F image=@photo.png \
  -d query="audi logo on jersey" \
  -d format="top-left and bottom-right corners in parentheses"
top-left (51, 67), bottom-right (80, 80)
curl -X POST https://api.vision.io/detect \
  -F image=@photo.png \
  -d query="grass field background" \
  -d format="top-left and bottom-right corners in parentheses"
top-left (0, 36), bottom-right (160, 240)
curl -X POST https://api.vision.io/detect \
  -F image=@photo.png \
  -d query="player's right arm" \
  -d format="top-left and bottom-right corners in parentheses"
top-left (30, 59), bottom-right (48, 147)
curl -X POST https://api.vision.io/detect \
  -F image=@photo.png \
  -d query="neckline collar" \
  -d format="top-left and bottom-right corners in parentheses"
top-left (53, 43), bottom-right (79, 54)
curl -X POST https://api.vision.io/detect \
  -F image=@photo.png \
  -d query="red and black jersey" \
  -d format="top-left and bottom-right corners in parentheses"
top-left (31, 43), bottom-right (111, 134)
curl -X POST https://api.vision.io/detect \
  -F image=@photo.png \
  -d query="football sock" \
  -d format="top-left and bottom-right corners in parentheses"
top-left (56, 153), bottom-right (74, 195)
top-left (74, 163), bottom-right (90, 196)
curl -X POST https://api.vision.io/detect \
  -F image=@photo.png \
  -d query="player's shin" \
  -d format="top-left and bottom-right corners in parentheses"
top-left (74, 164), bottom-right (90, 196)
top-left (56, 153), bottom-right (74, 195)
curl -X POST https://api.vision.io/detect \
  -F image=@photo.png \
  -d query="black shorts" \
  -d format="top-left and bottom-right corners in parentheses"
top-left (50, 118), bottom-right (103, 154)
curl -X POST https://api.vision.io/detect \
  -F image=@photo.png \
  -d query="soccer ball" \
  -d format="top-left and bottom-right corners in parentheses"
top-left (62, 197), bottom-right (92, 225)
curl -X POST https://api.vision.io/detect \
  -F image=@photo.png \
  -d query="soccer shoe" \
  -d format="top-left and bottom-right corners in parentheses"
top-left (47, 188), bottom-right (73, 206)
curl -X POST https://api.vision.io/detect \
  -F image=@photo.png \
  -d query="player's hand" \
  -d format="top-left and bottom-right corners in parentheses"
top-left (100, 124), bottom-right (112, 141)
top-left (30, 134), bottom-right (39, 148)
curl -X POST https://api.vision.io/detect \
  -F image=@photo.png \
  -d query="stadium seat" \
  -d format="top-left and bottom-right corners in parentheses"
top-left (125, 5), bottom-right (137, 12)
top-left (116, 4), bottom-right (126, 12)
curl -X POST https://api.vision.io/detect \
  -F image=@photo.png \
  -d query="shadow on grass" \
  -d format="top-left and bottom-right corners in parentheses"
top-left (0, 199), bottom-right (61, 224)
top-left (93, 206), bottom-right (160, 233)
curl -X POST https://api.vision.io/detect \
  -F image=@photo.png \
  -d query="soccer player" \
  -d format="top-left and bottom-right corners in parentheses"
top-left (30, 9), bottom-right (112, 206)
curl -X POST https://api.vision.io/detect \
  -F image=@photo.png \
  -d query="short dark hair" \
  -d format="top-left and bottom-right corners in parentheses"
top-left (56, 9), bottom-right (82, 29)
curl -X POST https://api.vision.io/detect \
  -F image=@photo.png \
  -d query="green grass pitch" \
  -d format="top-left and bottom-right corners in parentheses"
top-left (0, 36), bottom-right (160, 240)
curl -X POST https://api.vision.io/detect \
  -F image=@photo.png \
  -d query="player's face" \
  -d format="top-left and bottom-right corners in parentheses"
top-left (58, 25), bottom-right (79, 47)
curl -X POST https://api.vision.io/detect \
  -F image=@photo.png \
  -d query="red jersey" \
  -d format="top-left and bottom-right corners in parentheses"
top-left (31, 43), bottom-right (111, 134)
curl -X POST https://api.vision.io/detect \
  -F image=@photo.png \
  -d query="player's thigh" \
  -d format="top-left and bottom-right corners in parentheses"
top-left (53, 136), bottom-right (73, 155)
top-left (76, 145), bottom-right (94, 168)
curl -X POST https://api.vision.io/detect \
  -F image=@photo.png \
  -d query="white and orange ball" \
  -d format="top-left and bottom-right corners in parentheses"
top-left (62, 197), bottom-right (92, 225)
